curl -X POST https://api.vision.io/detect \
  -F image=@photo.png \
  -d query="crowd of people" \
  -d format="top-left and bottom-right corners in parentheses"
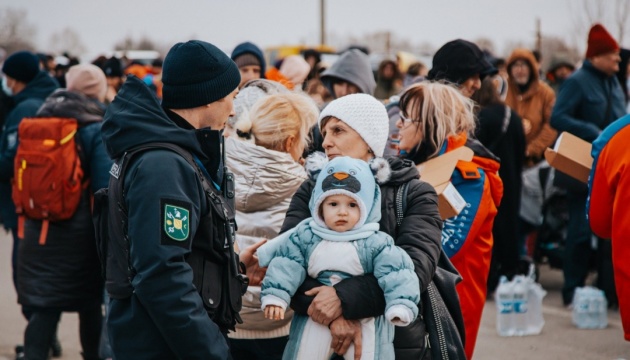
top-left (0, 21), bottom-right (629, 360)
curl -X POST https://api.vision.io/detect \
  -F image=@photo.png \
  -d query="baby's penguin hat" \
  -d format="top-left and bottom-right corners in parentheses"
top-left (309, 156), bottom-right (388, 229)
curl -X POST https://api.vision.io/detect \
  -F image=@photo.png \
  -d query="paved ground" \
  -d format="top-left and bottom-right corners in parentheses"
top-left (0, 229), bottom-right (628, 359)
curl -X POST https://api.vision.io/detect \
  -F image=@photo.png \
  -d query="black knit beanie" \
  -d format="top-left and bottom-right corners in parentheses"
top-left (162, 40), bottom-right (241, 109)
top-left (102, 57), bottom-right (123, 78)
top-left (2, 51), bottom-right (40, 83)
top-left (427, 39), bottom-right (497, 85)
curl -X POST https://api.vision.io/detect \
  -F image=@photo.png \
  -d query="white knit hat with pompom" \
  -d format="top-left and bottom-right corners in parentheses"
top-left (318, 93), bottom-right (389, 157)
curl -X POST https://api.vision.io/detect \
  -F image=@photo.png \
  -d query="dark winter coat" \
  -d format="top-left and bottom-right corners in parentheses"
top-left (17, 90), bottom-right (112, 310)
top-left (550, 60), bottom-right (626, 142)
top-left (475, 103), bottom-right (526, 284)
top-left (281, 156), bottom-right (443, 360)
top-left (0, 71), bottom-right (58, 230)
top-left (100, 76), bottom-right (230, 359)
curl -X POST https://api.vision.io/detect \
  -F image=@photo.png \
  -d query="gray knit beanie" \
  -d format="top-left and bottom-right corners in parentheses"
top-left (161, 40), bottom-right (241, 109)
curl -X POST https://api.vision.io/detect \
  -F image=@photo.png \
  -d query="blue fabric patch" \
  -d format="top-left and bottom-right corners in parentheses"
top-left (441, 168), bottom-right (485, 258)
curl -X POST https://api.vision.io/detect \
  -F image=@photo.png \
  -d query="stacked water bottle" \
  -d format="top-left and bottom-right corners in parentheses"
top-left (572, 286), bottom-right (608, 329)
top-left (495, 265), bottom-right (547, 336)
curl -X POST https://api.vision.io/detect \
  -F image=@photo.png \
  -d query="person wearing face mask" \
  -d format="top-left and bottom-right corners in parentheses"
top-left (99, 40), bottom-right (243, 359)
top-left (0, 50), bottom-right (59, 291)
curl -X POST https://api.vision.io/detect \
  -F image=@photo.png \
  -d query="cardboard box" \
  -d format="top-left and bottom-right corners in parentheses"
top-left (544, 132), bottom-right (593, 183)
top-left (416, 146), bottom-right (474, 219)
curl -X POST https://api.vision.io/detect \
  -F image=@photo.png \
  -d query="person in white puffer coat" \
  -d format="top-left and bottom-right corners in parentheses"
top-left (225, 92), bottom-right (319, 360)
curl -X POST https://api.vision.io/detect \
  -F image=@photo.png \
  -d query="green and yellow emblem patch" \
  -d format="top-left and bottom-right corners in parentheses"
top-left (164, 203), bottom-right (190, 241)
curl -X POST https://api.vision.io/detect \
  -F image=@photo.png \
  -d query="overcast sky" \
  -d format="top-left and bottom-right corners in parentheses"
top-left (3, 0), bottom-right (619, 59)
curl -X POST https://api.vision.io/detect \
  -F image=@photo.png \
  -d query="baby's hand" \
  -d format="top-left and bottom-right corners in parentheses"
top-left (264, 305), bottom-right (285, 320)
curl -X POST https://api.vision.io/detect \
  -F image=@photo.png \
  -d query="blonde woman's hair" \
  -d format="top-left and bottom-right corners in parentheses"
top-left (398, 81), bottom-right (476, 162)
top-left (234, 93), bottom-right (319, 153)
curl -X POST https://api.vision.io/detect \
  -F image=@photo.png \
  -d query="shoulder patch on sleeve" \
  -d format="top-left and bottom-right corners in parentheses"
top-left (161, 198), bottom-right (192, 247)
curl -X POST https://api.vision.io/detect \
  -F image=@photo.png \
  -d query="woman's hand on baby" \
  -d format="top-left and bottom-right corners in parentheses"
top-left (264, 305), bottom-right (285, 320)
top-left (305, 286), bottom-right (342, 326)
top-left (239, 239), bottom-right (267, 286)
top-left (329, 317), bottom-right (362, 360)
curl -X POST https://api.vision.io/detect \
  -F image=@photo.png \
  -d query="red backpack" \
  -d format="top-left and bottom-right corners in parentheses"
top-left (12, 117), bottom-right (86, 244)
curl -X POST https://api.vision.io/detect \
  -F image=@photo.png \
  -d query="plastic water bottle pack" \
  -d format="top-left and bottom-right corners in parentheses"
top-left (572, 286), bottom-right (608, 329)
top-left (494, 265), bottom-right (547, 336)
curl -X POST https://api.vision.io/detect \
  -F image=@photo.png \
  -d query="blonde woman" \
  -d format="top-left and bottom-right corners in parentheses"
top-left (396, 82), bottom-right (503, 359)
top-left (226, 93), bottom-right (318, 360)
top-left (223, 79), bottom-right (288, 138)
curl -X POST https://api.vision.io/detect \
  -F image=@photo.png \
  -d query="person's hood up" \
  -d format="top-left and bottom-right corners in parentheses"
top-left (309, 156), bottom-right (384, 229)
top-left (507, 48), bottom-right (539, 84)
top-left (226, 137), bottom-right (307, 213)
top-left (101, 75), bottom-right (204, 159)
top-left (321, 49), bottom-right (376, 97)
top-left (231, 42), bottom-right (266, 78)
top-left (36, 89), bottom-right (104, 124)
top-left (13, 71), bottom-right (59, 105)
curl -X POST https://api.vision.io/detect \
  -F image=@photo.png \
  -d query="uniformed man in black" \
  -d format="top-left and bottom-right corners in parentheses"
top-left (99, 40), bottom-right (241, 359)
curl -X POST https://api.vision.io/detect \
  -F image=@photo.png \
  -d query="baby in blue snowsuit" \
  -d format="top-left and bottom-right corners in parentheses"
top-left (258, 156), bottom-right (420, 360)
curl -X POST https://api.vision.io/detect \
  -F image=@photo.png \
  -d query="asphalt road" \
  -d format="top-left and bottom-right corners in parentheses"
top-left (0, 229), bottom-right (628, 359)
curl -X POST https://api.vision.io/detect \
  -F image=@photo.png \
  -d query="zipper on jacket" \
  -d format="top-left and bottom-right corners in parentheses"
top-left (395, 185), bottom-right (404, 228)
top-left (428, 282), bottom-right (449, 360)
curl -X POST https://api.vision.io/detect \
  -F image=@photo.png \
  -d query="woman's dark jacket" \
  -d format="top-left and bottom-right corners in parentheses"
top-left (281, 156), bottom-right (443, 359)
top-left (17, 90), bottom-right (112, 310)
top-left (475, 103), bottom-right (526, 286)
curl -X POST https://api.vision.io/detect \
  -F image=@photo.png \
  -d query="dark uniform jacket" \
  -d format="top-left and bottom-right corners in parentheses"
top-left (0, 71), bottom-right (58, 230)
top-left (282, 156), bottom-right (443, 360)
top-left (101, 76), bottom-right (229, 359)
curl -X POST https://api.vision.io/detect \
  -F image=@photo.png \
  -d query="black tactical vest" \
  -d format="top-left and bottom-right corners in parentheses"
top-left (93, 143), bottom-right (248, 331)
